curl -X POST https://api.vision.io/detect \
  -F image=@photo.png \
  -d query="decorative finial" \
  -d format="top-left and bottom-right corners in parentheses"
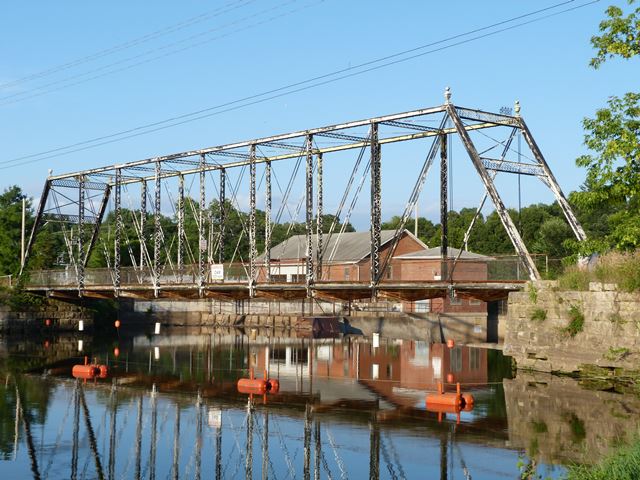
top-left (444, 87), bottom-right (451, 105)
top-left (48, 169), bottom-right (53, 177)
top-left (514, 100), bottom-right (521, 117)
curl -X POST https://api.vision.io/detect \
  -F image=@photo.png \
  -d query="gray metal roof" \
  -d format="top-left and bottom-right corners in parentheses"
top-left (266, 230), bottom-right (409, 263)
top-left (395, 246), bottom-right (489, 260)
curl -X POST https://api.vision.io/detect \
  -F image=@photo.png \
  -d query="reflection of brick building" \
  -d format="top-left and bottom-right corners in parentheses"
top-left (252, 341), bottom-right (487, 407)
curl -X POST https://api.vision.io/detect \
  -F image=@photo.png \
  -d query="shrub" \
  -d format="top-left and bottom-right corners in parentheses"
top-left (557, 266), bottom-right (590, 291)
top-left (530, 308), bottom-right (547, 322)
top-left (563, 304), bottom-right (585, 337)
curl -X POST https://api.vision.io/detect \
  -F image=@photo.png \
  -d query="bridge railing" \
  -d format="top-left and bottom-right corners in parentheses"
top-left (24, 263), bottom-right (251, 289)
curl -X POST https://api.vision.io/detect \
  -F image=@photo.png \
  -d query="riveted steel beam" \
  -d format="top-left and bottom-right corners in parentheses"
top-left (305, 135), bottom-right (314, 295)
top-left (264, 161), bottom-right (272, 283)
top-left (370, 123), bottom-right (381, 291)
top-left (249, 145), bottom-right (257, 295)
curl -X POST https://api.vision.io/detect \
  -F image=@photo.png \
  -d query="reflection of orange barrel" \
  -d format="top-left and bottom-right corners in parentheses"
top-left (446, 373), bottom-right (454, 384)
top-left (98, 365), bottom-right (108, 378)
top-left (72, 365), bottom-right (99, 379)
top-left (238, 378), bottom-right (268, 395)
top-left (425, 402), bottom-right (462, 414)
top-left (267, 379), bottom-right (280, 393)
top-left (426, 393), bottom-right (462, 407)
top-left (462, 393), bottom-right (475, 411)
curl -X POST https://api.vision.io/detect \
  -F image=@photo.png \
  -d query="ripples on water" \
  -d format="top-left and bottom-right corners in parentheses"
top-left (1, 327), bottom-right (630, 479)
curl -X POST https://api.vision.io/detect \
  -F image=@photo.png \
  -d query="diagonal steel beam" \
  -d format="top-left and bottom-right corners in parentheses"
top-left (517, 112), bottom-right (587, 242)
top-left (446, 102), bottom-right (540, 280)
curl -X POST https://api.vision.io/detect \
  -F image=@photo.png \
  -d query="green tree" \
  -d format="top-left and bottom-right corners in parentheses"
top-left (573, 1), bottom-right (640, 251)
top-left (0, 186), bottom-right (29, 275)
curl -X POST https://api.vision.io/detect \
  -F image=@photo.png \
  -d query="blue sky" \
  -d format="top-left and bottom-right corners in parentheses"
top-left (0, 0), bottom-right (636, 228)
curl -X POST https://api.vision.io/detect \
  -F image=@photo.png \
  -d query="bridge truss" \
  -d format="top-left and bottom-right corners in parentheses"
top-left (22, 89), bottom-right (585, 301)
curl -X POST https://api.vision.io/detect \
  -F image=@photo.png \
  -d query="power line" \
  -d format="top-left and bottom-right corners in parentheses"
top-left (0, 0), bottom-right (302, 106)
top-left (0, 0), bottom-right (599, 171)
top-left (0, 0), bottom-right (254, 91)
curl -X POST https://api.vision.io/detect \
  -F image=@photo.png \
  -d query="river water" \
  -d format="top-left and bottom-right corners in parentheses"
top-left (1, 327), bottom-right (636, 479)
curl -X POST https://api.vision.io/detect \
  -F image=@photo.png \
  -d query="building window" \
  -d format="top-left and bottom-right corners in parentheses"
top-left (385, 266), bottom-right (393, 280)
top-left (449, 296), bottom-right (463, 306)
top-left (344, 267), bottom-right (350, 281)
top-left (450, 347), bottom-right (462, 372)
top-left (470, 348), bottom-right (481, 370)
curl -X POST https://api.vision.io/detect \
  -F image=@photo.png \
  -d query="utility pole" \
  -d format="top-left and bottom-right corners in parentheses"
top-left (20, 197), bottom-right (26, 270)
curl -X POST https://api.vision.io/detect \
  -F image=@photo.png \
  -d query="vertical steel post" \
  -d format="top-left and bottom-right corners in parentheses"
top-left (114, 169), bottom-right (122, 291)
top-left (369, 419), bottom-right (380, 480)
top-left (172, 405), bottom-right (180, 480)
top-left (264, 161), bottom-right (272, 282)
top-left (245, 400), bottom-right (254, 480)
top-left (154, 161), bottom-right (162, 294)
top-left (370, 123), bottom-right (381, 287)
top-left (440, 134), bottom-right (448, 280)
top-left (215, 422), bottom-right (222, 480)
top-left (219, 168), bottom-right (226, 265)
top-left (261, 412), bottom-right (269, 480)
top-left (134, 396), bottom-right (143, 480)
top-left (77, 175), bottom-right (85, 292)
top-left (303, 404), bottom-right (311, 480)
top-left (199, 154), bottom-right (206, 292)
top-left (177, 175), bottom-right (184, 277)
top-left (305, 135), bottom-right (314, 294)
top-left (316, 153), bottom-right (323, 281)
top-left (140, 180), bottom-right (147, 271)
top-left (313, 420), bottom-right (321, 480)
top-left (249, 145), bottom-right (257, 294)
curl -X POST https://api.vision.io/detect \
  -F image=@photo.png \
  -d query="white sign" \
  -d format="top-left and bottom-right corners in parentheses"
top-left (211, 263), bottom-right (224, 280)
top-left (199, 239), bottom-right (207, 251)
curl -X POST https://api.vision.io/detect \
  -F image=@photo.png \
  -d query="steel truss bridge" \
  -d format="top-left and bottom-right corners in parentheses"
top-left (22, 89), bottom-right (585, 302)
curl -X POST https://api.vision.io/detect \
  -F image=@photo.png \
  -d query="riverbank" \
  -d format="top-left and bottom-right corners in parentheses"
top-left (504, 279), bottom-right (640, 388)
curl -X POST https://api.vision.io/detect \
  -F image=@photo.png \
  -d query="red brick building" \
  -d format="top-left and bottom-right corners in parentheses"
top-left (263, 229), bottom-right (489, 315)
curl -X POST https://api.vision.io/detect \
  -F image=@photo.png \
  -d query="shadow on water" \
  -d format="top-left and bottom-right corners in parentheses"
top-left (0, 326), bottom-right (632, 479)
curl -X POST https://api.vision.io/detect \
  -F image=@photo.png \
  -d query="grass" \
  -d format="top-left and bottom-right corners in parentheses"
top-left (564, 439), bottom-right (640, 479)
top-left (604, 347), bottom-right (630, 361)
top-left (562, 304), bottom-right (585, 337)
top-left (529, 284), bottom-right (539, 304)
top-left (530, 308), bottom-right (547, 322)
top-left (557, 251), bottom-right (640, 293)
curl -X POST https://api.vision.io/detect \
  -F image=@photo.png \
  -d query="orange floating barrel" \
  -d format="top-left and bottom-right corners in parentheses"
top-left (426, 392), bottom-right (462, 408)
top-left (238, 378), bottom-right (268, 395)
top-left (462, 393), bottom-right (475, 411)
top-left (446, 373), bottom-right (454, 384)
top-left (98, 365), bottom-right (108, 378)
top-left (45, 319), bottom-right (51, 327)
top-left (425, 402), bottom-right (462, 415)
top-left (446, 339), bottom-right (455, 349)
top-left (72, 365), bottom-right (99, 379)
top-left (113, 347), bottom-right (120, 357)
top-left (114, 320), bottom-right (121, 329)
top-left (267, 379), bottom-right (280, 393)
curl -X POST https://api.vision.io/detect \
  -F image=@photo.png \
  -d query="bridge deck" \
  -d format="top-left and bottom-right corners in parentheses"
top-left (24, 280), bottom-right (524, 302)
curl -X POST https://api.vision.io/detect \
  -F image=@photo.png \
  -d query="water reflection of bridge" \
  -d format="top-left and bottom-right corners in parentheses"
top-left (7, 335), bottom-right (512, 479)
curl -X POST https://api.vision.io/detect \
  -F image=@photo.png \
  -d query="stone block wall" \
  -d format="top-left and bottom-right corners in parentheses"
top-left (504, 281), bottom-right (640, 373)
top-left (0, 299), bottom-right (93, 332)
